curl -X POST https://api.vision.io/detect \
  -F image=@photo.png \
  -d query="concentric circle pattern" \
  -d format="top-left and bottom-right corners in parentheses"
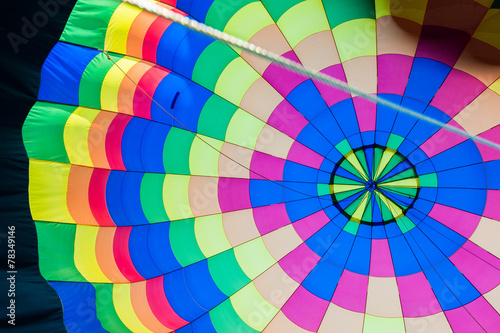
top-left (22, 0), bottom-right (500, 332)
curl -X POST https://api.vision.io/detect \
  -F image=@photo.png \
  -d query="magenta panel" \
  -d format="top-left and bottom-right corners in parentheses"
top-left (250, 151), bottom-right (286, 181)
top-left (312, 64), bottom-right (350, 107)
top-left (279, 243), bottom-right (320, 283)
top-left (217, 178), bottom-right (251, 213)
top-left (377, 54), bottom-right (413, 95)
top-left (253, 203), bottom-right (291, 235)
top-left (397, 272), bottom-right (441, 317)
top-left (369, 239), bottom-right (395, 277)
top-left (281, 286), bottom-right (330, 332)
top-left (267, 99), bottom-right (309, 139)
top-left (331, 270), bottom-right (368, 313)
top-left (263, 50), bottom-right (307, 96)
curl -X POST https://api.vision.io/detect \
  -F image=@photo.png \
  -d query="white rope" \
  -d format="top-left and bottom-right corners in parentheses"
top-left (121, 0), bottom-right (500, 151)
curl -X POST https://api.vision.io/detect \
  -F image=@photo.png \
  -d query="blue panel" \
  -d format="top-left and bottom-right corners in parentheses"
top-left (282, 182), bottom-right (318, 201)
top-left (329, 99), bottom-right (360, 138)
top-left (435, 188), bottom-right (486, 215)
top-left (173, 82), bottom-right (212, 132)
top-left (286, 80), bottom-right (328, 120)
top-left (392, 97), bottom-right (426, 138)
top-left (324, 205), bottom-right (342, 220)
top-left (191, 313), bottom-right (217, 333)
top-left (337, 191), bottom-right (364, 210)
top-left (414, 159), bottom-right (436, 176)
top-left (185, 260), bottom-right (227, 310)
top-left (435, 260), bottom-right (481, 308)
top-left (385, 221), bottom-right (403, 237)
top-left (430, 140), bottom-right (483, 172)
top-left (379, 160), bottom-right (412, 182)
top-left (141, 122), bottom-right (170, 173)
top-left (121, 173), bottom-right (149, 225)
top-left (173, 32), bottom-right (214, 78)
top-left (376, 94), bottom-right (402, 133)
top-left (420, 217), bottom-right (466, 256)
top-left (330, 212), bottom-right (348, 229)
top-left (310, 109), bottom-right (345, 145)
top-left (395, 139), bottom-right (418, 157)
top-left (389, 235), bottom-right (421, 276)
top-left (345, 236), bottom-right (371, 275)
top-left (106, 171), bottom-right (132, 226)
top-left (406, 208), bottom-right (428, 225)
top-left (423, 267), bottom-right (461, 310)
top-left (302, 259), bottom-right (343, 301)
top-left (405, 228), bottom-right (444, 270)
top-left (357, 223), bottom-right (372, 238)
top-left (164, 270), bottom-right (207, 321)
top-left (151, 72), bottom-right (189, 125)
top-left (372, 224), bottom-right (387, 239)
top-left (249, 180), bottom-right (284, 207)
top-left (485, 160), bottom-right (500, 190)
top-left (156, 23), bottom-right (190, 70)
top-left (319, 195), bottom-right (334, 210)
top-left (122, 117), bottom-right (148, 171)
top-left (407, 106), bottom-right (449, 144)
top-left (361, 131), bottom-right (376, 146)
top-left (320, 156), bottom-right (337, 173)
top-left (317, 170), bottom-right (331, 183)
top-left (436, 164), bottom-right (487, 189)
top-left (129, 225), bottom-right (162, 279)
top-left (372, 196), bottom-right (384, 223)
top-left (305, 221), bottom-right (341, 257)
top-left (39, 42), bottom-right (98, 105)
top-left (148, 223), bottom-right (182, 274)
top-left (364, 146), bottom-right (375, 177)
top-left (334, 166), bottom-right (365, 182)
top-left (404, 58), bottom-right (451, 103)
top-left (283, 161), bottom-right (318, 183)
top-left (374, 131), bottom-right (390, 147)
top-left (412, 194), bottom-right (435, 215)
top-left (179, 0), bottom-right (214, 22)
top-left (296, 124), bottom-right (333, 156)
top-left (285, 197), bottom-right (323, 222)
top-left (323, 231), bottom-right (355, 268)
top-left (49, 282), bottom-right (106, 333)
top-left (346, 133), bottom-right (363, 149)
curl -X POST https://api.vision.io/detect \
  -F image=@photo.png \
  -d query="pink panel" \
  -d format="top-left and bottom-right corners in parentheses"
top-left (146, 276), bottom-right (189, 329)
top-left (281, 286), bottom-right (329, 332)
top-left (445, 306), bottom-right (484, 333)
top-left (134, 65), bottom-right (170, 119)
top-left (420, 119), bottom-right (467, 157)
top-left (142, 17), bottom-right (171, 63)
top-left (249, 151), bottom-right (286, 181)
top-left (113, 226), bottom-right (144, 281)
top-left (253, 203), bottom-right (291, 235)
top-left (312, 64), bottom-right (350, 107)
top-left (415, 26), bottom-right (469, 67)
top-left (105, 113), bottom-right (131, 170)
top-left (217, 178), bottom-right (251, 213)
top-left (331, 270), bottom-right (368, 313)
top-left (287, 141), bottom-right (324, 169)
top-left (397, 272), bottom-right (441, 317)
top-left (267, 100), bottom-right (309, 139)
top-left (477, 125), bottom-right (500, 162)
top-left (279, 243), bottom-right (320, 283)
top-left (462, 240), bottom-right (500, 271)
top-left (353, 97), bottom-right (376, 132)
top-left (377, 54), bottom-right (413, 95)
top-left (449, 246), bottom-right (500, 294)
top-left (465, 296), bottom-right (500, 333)
top-left (263, 51), bottom-right (307, 96)
top-left (292, 210), bottom-right (331, 241)
top-left (430, 69), bottom-right (486, 118)
top-left (484, 190), bottom-right (500, 220)
top-left (428, 203), bottom-right (481, 238)
top-left (369, 239), bottom-right (395, 277)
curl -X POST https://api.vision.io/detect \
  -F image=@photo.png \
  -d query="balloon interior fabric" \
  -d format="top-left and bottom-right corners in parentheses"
top-left (21, 0), bottom-right (500, 332)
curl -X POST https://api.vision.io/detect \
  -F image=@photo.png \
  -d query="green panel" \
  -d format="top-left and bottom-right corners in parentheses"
top-left (197, 95), bottom-right (238, 141)
top-left (210, 299), bottom-right (259, 333)
top-left (380, 168), bottom-right (417, 183)
top-left (334, 188), bottom-right (364, 202)
top-left (381, 186), bottom-right (418, 198)
top-left (323, 0), bottom-right (375, 27)
top-left (208, 250), bottom-right (251, 296)
top-left (60, 0), bottom-right (120, 50)
top-left (386, 134), bottom-right (405, 150)
top-left (333, 18), bottom-right (377, 61)
top-left (377, 154), bottom-right (406, 180)
top-left (35, 222), bottom-right (85, 282)
top-left (341, 160), bottom-right (366, 181)
top-left (397, 216), bottom-right (416, 233)
top-left (354, 150), bottom-right (370, 176)
top-left (343, 220), bottom-right (360, 234)
top-left (169, 218), bottom-right (206, 266)
top-left (22, 101), bottom-right (75, 163)
top-left (163, 127), bottom-right (194, 175)
top-left (419, 173), bottom-right (438, 187)
top-left (344, 194), bottom-right (366, 216)
top-left (372, 147), bottom-right (384, 179)
top-left (378, 197), bottom-right (396, 221)
top-left (94, 283), bottom-right (133, 333)
top-left (205, 0), bottom-right (257, 30)
top-left (79, 52), bottom-right (123, 110)
top-left (261, 0), bottom-right (305, 21)
top-left (140, 173), bottom-right (169, 223)
top-left (335, 139), bottom-right (352, 155)
top-left (192, 41), bottom-right (238, 91)
top-left (334, 176), bottom-right (364, 185)
top-left (317, 183), bottom-right (330, 196)
top-left (362, 196), bottom-right (373, 221)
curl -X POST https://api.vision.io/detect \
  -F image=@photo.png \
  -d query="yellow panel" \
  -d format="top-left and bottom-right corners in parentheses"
top-left (375, 0), bottom-right (391, 18)
top-left (113, 283), bottom-right (154, 333)
top-left (374, 148), bottom-right (397, 180)
top-left (351, 191), bottom-right (371, 223)
top-left (215, 58), bottom-right (260, 106)
top-left (379, 178), bottom-right (419, 188)
top-left (101, 57), bottom-right (139, 112)
top-left (345, 151), bottom-right (369, 181)
top-left (490, 78), bottom-right (500, 95)
top-left (231, 283), bottom-right (279, 331)
top-left (225, 109), bottom-right (266, 150)
top-left (391, 0), bottom-right (428, 24)
top-left (363, 314), bottom-right (405, 332)
top-left (224, 2), bottom-right (274, 53)
top-left (474, 10), bottom-right (500, 49)
top-left (189, 135), bottom-right (224, 177)
top-left (475, 0), bottom-right (495, 6)
top-left (195, 214), bottom-right (232, 257)
top-left (29, 159), bottom-right (74, 223)
top-left (276, 0), bottom-right (331, 48)
top-left (64, 107), bottom-right (100, 167)
top-left (163, 174), bottom-right (194, 221)
top-left (105, 2), bottom-right (142, 54)
top-left (375, 191), bottom-right (404, 219)
top-left (234, 238), bottom-right (276, 279)
top-left (332, 19), bottom-right (377, 62)
top-left (330, 184), bottom-right (365, 193)
top-left (74, 225), bottom-right (110, 283)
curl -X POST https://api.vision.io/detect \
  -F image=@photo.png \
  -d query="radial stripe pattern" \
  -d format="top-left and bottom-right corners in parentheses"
top-left (22, 0), bottom-right (500, 332)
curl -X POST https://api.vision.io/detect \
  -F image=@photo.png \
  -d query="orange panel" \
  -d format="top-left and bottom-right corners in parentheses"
top-left (95, 227), bottom-right (128, 282)
top-left (127, 10), bottom-right (158, 59)
top-left (130, 280), bottom-right (173, 332)
top-left (117, 61), bottom-right (154, 115)
top-left (88, 111), bottom-right (117, 169)
top-left (67, 165), bottom-right (96, 226)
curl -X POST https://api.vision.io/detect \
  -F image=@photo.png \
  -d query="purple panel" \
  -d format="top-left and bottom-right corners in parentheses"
top-left (428, 203), bottom-right (481, 238)
top-left (445, 306), bottom-right (485, 333)
top-left (287, 141), bottom-right (324, 169)
top-left (281, 286), bottom-right (330, 332)
top-left (377, 54), bottom-right (413, 95)
top-left (477, 125), bottom-right (500, 162)
top-left (312, 64), bottom-right (350, 107)
top-left (292, 210), bottom-right (331, 241)
top-left (267, 100), bottom-right (309, 139)
top-left (331, 270), bottom-right (368, 312)
top-left (397, 272), bottom-right (442, 317)
top-left (217, 178), bottom-right (251, 212)
top-left (279, 243), bottom-right (320, 283)
top-left (250, 151), bottom-right (286, 181)
top-left (415, 26), bottom-right (470, 67)
top-left (353, 97), bottom-right (376, 132)
top-left (263, 50), bottom-right (307, 96)
top-left (253, 203), bottom-right (291, 235)
top-left (484, 190), bottom-right (500, 221)
top-left (465, 297), bottom-right (500, 333)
